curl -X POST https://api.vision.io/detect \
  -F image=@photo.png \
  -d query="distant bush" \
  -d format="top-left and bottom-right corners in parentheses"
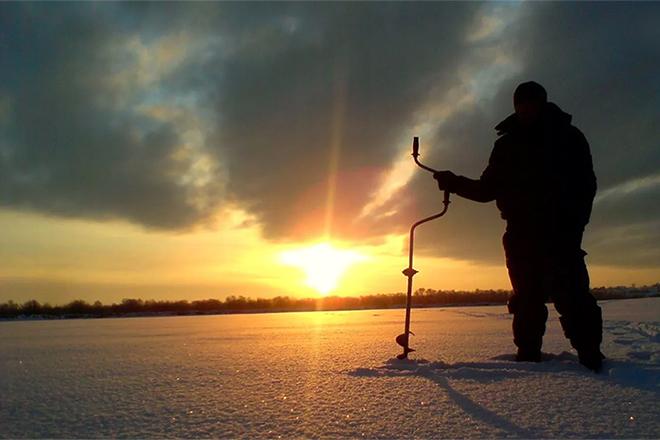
top-left (0, 283), bottom-right (657, 320)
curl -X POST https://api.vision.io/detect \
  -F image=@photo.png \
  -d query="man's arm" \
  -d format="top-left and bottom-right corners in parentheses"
top-left (434, 144), bottom-right (500, 203)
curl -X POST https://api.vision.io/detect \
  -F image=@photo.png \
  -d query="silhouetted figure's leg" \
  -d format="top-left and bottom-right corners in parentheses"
top-left (506, 256), bottom-right (549, 362)
top-left (550, 250), bottom-right (603, 371)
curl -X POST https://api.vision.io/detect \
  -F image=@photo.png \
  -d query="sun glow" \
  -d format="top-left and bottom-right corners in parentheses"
top-left (279, 243), bottom-right (367, 295)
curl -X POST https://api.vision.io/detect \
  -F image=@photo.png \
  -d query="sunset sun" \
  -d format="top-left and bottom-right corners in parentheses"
top-left (279, 243), bottom-right (367, 295)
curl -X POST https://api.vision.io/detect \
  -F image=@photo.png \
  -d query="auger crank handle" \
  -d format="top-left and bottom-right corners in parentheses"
top-left (412, 137), bottom-right (450, 205)
top-left (412, 136), bottom-right (420, 157)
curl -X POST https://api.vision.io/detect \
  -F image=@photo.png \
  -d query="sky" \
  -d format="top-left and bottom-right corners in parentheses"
top-left (0, 2), bottom-right (658, 304)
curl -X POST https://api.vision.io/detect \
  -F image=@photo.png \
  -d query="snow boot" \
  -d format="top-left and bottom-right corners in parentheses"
top-left (515, 348), bottom-right (542, 363)
top-left (578, 348), bottom-right (604, 373)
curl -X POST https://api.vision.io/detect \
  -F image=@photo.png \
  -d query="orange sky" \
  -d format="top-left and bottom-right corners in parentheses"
top-left (1, 208), bottom-right (657, 305)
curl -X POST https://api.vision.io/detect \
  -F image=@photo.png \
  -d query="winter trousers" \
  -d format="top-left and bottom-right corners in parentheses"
top-left (503, 230), bottom-right (602, 354)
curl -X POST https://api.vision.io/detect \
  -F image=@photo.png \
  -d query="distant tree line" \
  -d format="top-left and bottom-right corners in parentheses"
top-left (0, 284), bottom-right (657, 320)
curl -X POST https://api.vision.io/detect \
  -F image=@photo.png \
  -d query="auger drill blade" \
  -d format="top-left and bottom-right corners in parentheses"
top-left (395, 332), bottom-right (415, 359)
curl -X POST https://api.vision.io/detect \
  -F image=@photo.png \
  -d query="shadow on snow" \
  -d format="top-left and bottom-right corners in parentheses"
top-left (346, 352), bottom-right (659, 437)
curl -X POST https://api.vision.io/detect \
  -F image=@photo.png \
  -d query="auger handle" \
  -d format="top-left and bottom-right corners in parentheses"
top-left (412, 136), bottom-right (450, 205)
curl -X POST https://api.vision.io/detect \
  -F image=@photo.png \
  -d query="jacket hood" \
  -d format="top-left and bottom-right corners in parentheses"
top-left (495, 102), bottom-right (572, 136)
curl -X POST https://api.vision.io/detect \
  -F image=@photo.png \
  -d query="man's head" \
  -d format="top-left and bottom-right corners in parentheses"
top-left (513, 81), bottom-right (547, 125)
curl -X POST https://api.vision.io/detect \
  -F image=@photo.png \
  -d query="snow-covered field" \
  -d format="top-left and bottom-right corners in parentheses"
top-left (1, 298), bottom-right (658, 438)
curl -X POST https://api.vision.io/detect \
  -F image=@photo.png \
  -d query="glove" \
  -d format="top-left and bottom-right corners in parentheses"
top-left (433, 170), bottom-right (457, 192)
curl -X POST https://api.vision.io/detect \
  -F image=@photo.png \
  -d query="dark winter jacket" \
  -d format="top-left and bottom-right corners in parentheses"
top-left (451, 102), bottom-right (597, 244)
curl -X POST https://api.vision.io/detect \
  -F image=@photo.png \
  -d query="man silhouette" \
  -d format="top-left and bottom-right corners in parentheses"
top-left (434, 81), bottom-right (604, 372)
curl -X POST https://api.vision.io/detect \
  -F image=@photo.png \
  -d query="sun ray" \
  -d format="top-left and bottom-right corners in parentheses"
top-left (323, 59), bottom-right (348, 240)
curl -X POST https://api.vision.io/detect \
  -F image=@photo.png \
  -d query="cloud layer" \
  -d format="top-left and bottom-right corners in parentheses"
top-left (1, 3), bottom-right (658, 268)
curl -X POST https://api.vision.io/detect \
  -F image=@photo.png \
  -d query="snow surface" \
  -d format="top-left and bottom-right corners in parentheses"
top-left (0, 298), bottom-right (658, 438)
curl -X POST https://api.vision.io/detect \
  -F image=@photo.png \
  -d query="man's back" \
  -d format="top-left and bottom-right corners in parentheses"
top-left (485, 102), bottom-right (597, 246)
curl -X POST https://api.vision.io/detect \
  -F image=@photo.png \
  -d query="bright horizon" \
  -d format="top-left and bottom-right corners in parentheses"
top-left (1, 208), bottom-right (657, 305)
top-left (1, 3), bottom-right (659, 305)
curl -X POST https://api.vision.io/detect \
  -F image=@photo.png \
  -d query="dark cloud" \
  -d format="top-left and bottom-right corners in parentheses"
top-left (0, 2), bottom-right (481, 234)
top-left (196, 3), bottom-right (482, 240)
top-left (0, 4), bottom-right (224, 229)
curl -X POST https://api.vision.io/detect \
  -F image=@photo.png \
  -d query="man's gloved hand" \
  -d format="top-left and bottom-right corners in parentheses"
top-left (433, 170), bottom-right (457, 192)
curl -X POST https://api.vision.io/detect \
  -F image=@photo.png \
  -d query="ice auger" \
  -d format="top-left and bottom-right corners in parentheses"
top-left (395, 137), bottom-right (451, 359)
